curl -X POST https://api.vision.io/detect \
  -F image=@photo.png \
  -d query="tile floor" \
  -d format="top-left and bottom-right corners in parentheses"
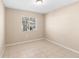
top-left (3, 39), bottom-right (79, 58)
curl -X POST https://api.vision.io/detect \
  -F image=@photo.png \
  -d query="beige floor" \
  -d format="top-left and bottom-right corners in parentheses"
top-left (3, 39), bottom-right (79, 58)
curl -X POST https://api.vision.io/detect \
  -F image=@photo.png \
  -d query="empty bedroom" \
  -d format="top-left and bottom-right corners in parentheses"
top-left (0, 0), bottom-right (79, 58)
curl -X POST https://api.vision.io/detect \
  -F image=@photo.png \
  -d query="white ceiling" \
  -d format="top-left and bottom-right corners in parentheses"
top-left (3, 0), bottom-right (79, 14)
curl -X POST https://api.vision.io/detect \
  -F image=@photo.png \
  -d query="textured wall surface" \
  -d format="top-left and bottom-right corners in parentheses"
top-left (45, 2), bottom-right (79, 52)
top-left (5, 8), bottom-right (45, 44)
top-left (0, 0), bottom-right (5, 57)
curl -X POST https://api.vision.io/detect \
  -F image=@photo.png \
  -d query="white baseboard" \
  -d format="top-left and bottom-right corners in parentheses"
top-left (46, 38), bottom-right (79, 55)
top-left (6, 37), bottom-right (79, 55)
top-left (6, 38), bottom-right (44, 47)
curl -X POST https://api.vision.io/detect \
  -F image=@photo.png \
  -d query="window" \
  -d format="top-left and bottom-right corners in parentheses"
top-left (22, 16), bottom-right (37, 31)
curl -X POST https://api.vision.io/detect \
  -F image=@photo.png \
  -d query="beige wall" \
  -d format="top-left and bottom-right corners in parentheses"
top-left (0, 0), bottom-right (5, 57)
top-left (5, 8), bottom-right (45, 44)
top-left (45, 2), bottom-right (79, 52)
